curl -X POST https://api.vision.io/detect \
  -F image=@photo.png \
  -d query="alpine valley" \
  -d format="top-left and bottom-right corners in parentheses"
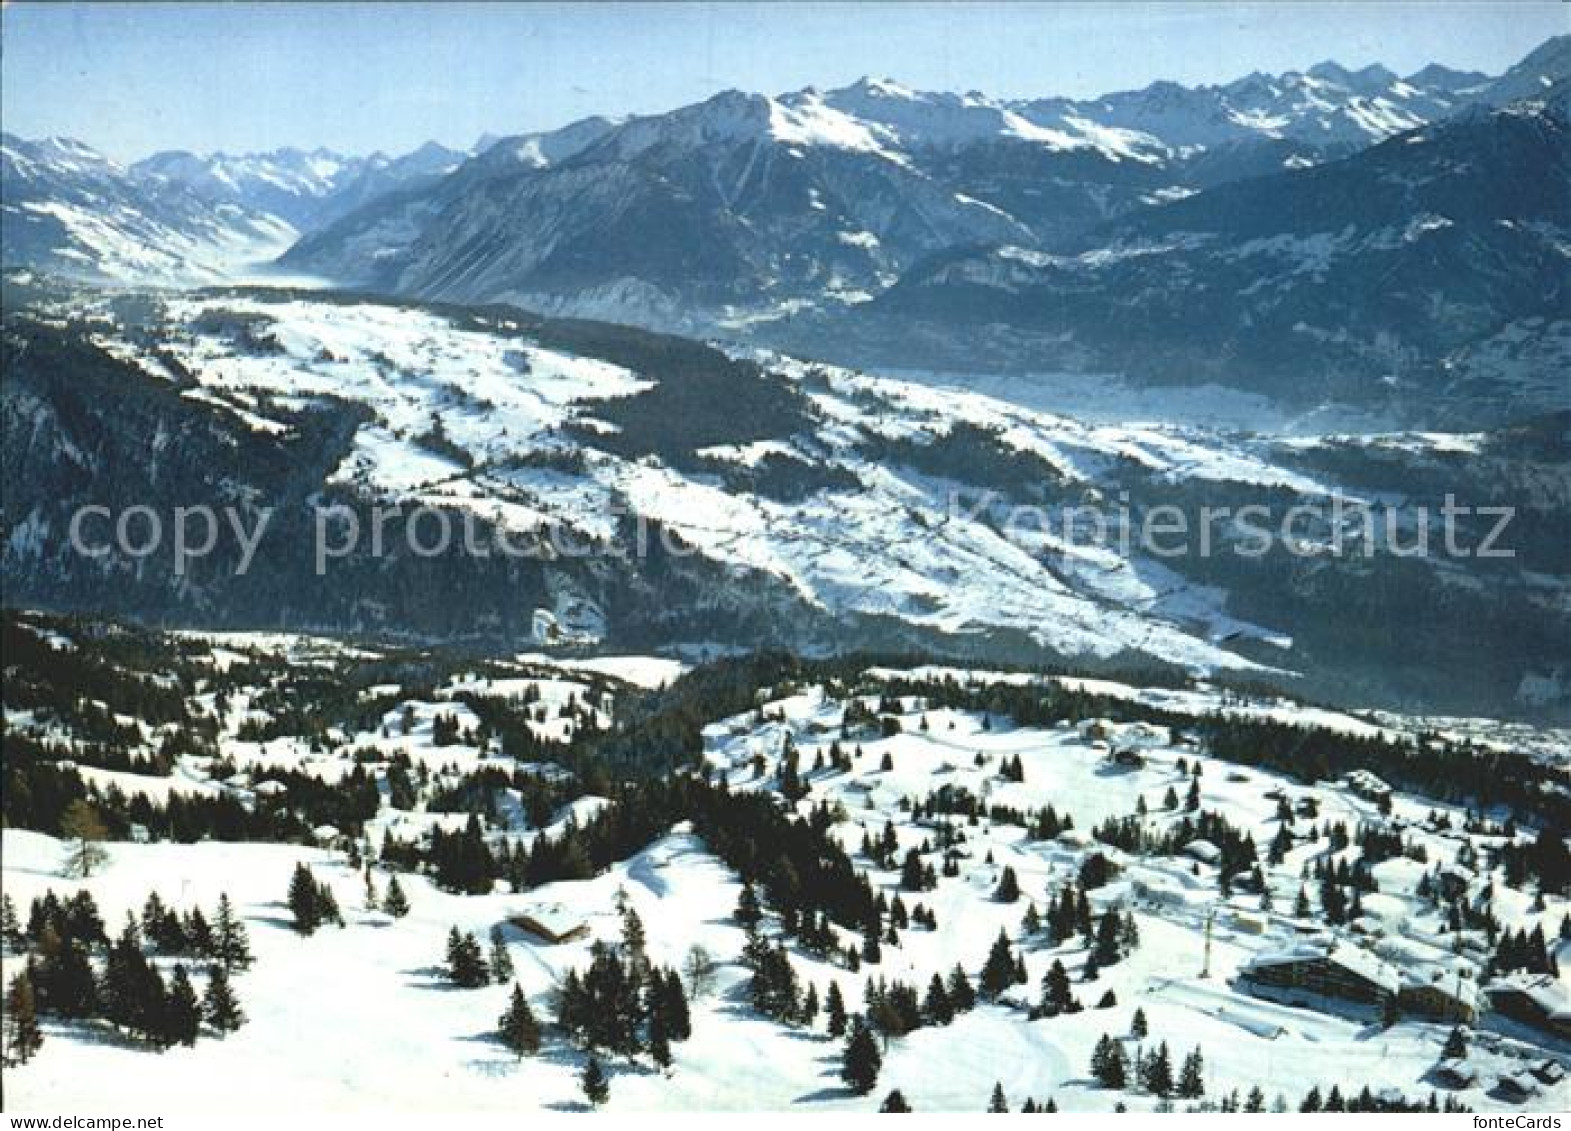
top-left (1, 29), bottom-right (1568, 1116)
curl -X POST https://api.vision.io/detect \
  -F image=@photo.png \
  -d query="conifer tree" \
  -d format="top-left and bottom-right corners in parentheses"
top-left (1178, 1046), bottom-right (1205, 1098)
top-left (3, 968), bottom-right (43, 1066)
top-left (1091, 1033), bottom-right (1128, 1089)
top-left (861, 922), bottom-right (882, 964)
top-left (989, 1081), bottom-right (1009, 1112)
top-left (0, 894), bottom-right (21, 953)
top-left (880, 1089), bottom-right (912, 1112)
top-left (382, 874), bottom-right (410, 917)
top-left (1144, 1040), bottom-right (1174, 1097)
top-left (498, 982), bottom-right (541, 1058)
top-left (185, 905), bottom-right (216, 959)
top-left (166, 965), bottom-right (202, 1047)
top-left (734, 882), bottom-right (762, 930)
top-left (580, 1054), bottom-right (610, 1108)
top-left (39, 934), bottom-right (98, 1019)
top-left (142, 892), bottom-right (169, 941)
top-left (212, 893), bottom-right (252, 972)
top-left (946, 964), bottom-right (977, 1012)
top-left (923, 973), bottom-right (954, 1026)
top-left (660, 969), bottom-right (692, 1041)
top-left (489, 925), bottom-right (515, 982)
top-left (203, 964), bottom-right (245, 1033)
top-left (980, 930), bottom-right (1017, 999)
top-left (993, 866), bottom-right (1021, 903)
top-left (103, 918), bottom-right (161, 1039)
top-left (1040, 959), bottom-right (1075, 1016)
top-left (316, 879), bottom-right (343, 928)
top-left (287, 863), bottom-right (321, 935)
top-left (1131, 1006), bottom-right (1148, 1039)
top-left (446, 928), bottom-right (490, 987)
top-left (801, 983), bottom-right (820, 1027)
top-left (841, 1017), bottom-right (883, 1095)
top-left (825, 980), bottom-right (848, 1037)
top-left (1441, 1026), bottom-right (1468, 1060)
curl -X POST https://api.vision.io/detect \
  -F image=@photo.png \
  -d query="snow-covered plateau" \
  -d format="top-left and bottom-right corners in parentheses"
top-left (2, 613), bottom-right (1567, 1111)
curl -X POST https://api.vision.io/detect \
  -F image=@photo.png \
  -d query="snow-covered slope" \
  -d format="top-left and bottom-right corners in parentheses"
top-left (6, 285), bottom-right (1566, 718)
top-left (3, 618), bottom-right (1566, 1112)
top-left (1, 135), bottom-right (297, 286)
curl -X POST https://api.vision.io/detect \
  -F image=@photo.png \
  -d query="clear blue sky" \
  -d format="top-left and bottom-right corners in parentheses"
top-left (3, 2), bottom-right (1564, 160)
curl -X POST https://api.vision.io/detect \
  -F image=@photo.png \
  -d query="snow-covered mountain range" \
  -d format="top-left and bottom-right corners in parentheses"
top-left (131, 141), bottom-right (469, 229)
top-left (0, 135), bottom-right (296, 286)
top-left (0, 134), bottom-right (473, 286)
top-left (2, 38), bottom-right (1567, 422)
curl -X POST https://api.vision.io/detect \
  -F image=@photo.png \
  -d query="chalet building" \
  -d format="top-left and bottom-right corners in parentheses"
top-left (1342, 770), bottom-right (1393, 804)
top-left (1238, 942), bottom-right (1400, 1009)
top-left (1494, 1072), bottom-right (1542, 1103)
top-left (1531, 1059), bottom-right (1565, 1086)
top-left (1398, 972), bottom-right (1480, 1023)
top-left (1433, 1059), bottom-right (1477, 1089)
top-left (1229, 911), bottom-right (1268, 935)
top-left (508, 904), bottom-right (590, 945)
top-left (1486, 975), bottom-right (1571, 1040)
top-left (1108, 745), bottom-right (1145, 769)
top-left (1080, 719), bottom-right (1116, 743)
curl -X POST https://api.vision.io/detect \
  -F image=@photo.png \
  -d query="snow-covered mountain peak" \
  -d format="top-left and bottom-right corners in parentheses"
top-left (1304, 60), bottom-right (1400, 92)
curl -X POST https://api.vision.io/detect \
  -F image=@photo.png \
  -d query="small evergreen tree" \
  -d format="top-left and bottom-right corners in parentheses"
top-left (203, 964), bottom-right (245, 1032)
top-left (580, 1054), bottom-right (610, 1108)
top-left (1441, 1026), bottom-right (1468, 1060)
top-left (287, 863), bottom-right (321, 935)
top-left (498, 982), bottom-right (541, 1058)
top-left (979, 930), bottom-right (1017, 999)
top-left (489, 925), bottom-right (515, 982)
top-left (0, 894), bottom-right (21, 953)
top-left (841, 1017), bottom-right (883, 1095)
top-left (3, 968), bottom-right (43, 1065)
top-left (1039, 959), bottom-right (1076, 1016)
top-left (826, 980), bottom-right (848, 1037)
top-left (166, 965), bottom-right (202, 1047)
top-left (988, 1082), bottom-right (1009, 1112)
top-left (382, 875), bottom-right (410, 918)
top-left (946, 964), bottom-right (977, 1012)
top-left (1090, 1033), bottom-right (1128, 1089)
top-left (446, 928), bottom-right (490, 987)
top-left (923, 973), bottom-right (954, 1026)
top-left (1144, 1040), bottom-right (1174, 1097)
top-left (213, 893), bottom-right (252, 972)
top-left (734, 882), bottom-right (762, 930)
top-left (880, 1089), bottom-right (912, 1112)
top-left (1178, 1046), bottom-right (1205, 1098)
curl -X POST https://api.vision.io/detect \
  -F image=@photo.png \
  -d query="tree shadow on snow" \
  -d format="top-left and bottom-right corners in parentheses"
top-left (401, 964), bottom-right (467, 990)
top-left (794, 1084), bottom-right (858, 1104)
